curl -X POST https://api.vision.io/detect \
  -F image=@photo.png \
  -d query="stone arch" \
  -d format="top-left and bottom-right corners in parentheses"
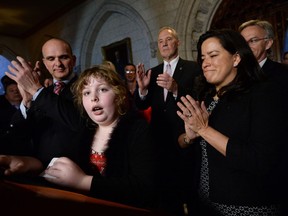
top-left (175, 0), bottom-right (222, 60)
top-left (80, 1), bottom-right (154, 71)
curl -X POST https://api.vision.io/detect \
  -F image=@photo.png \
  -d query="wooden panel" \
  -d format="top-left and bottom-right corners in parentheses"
top-left (0, 179), bottom-right (167, 216)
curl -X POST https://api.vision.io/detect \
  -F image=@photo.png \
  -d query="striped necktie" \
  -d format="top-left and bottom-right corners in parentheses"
top-left (53, 81), bottom-right (65, 95)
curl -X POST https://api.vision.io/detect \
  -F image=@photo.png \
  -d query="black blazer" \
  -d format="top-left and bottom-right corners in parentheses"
top-left (196, 81), bottom-right (285, 206)
top-left (262, 58), bottom-right (288, 77)
top-left (134, 58), bottom-right (201, 180)
top-left (10, 75), bottom-right (88, 166)
top-left (262, 58), bottom-right (288, 101)
top-left (0, 95), bottom-right (18, 133)
top-left (262, 58), bottom-right (288, 211)
top-left (0, 95), bottom-right (29, 154)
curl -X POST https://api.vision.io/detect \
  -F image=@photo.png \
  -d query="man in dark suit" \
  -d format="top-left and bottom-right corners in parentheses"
top-left (239, 19), bottom-right (288, 216)
top-left (5, 38), bottom-right (87, 168)
top-left (0, 75), bottom-right (30, 154)
top-left (135, 27), bottom-right (201, 216)
top-left (0, 76), bottom-right (22, 136)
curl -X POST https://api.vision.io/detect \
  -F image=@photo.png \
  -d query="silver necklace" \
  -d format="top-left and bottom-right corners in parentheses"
top-left (207, 99), bottom-right (219, 114)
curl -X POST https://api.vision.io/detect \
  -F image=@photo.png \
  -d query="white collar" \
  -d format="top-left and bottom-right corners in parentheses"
top-left (164, 56), bottom-right (179, 72)
top-left (259, 57), bottom-right (267, 68)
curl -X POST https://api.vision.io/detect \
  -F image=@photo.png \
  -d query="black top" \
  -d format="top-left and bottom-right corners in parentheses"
top-left (88, 111), bottom-right (157, 209)
top-left (194, 81), bottom-right (285, 206)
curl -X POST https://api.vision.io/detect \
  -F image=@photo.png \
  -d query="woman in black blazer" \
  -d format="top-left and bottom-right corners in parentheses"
top-left (177, 29), bottom-right (285, 216)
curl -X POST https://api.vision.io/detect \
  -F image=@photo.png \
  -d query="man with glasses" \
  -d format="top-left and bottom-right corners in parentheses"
top-left (239, 19), bottom-right (288, 215)
top-left (239, 19), bottom-right (285, 69)
top-left (124, 63), bottom-right (137, 95)
top-left (124, 63), bottom-right (152, 123)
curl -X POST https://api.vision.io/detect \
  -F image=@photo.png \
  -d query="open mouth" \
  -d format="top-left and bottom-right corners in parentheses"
top-left (92, 106), bottom-right (102, 112)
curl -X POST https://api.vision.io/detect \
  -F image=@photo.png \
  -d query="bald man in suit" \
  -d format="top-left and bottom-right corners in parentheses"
top-left (135, 27), bottom-right (201, 216)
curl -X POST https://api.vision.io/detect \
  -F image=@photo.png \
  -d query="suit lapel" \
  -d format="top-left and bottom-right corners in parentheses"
top-left (172, 58), bottom-right (184, 80)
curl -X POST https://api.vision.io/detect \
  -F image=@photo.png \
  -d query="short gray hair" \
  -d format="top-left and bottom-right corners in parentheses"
top-left (158, 26), bottom-right (179, 40)
top-left (238, 19), bottom-right (274, 39)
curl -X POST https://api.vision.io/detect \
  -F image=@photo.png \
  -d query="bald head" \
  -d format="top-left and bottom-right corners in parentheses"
top-left (42, 38), bottom-right (76, 81)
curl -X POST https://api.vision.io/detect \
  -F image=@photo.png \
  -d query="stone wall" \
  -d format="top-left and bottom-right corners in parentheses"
top-left (0, 0), bottom-right (221, 73)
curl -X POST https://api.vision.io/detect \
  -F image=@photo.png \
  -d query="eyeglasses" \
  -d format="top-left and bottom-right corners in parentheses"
top-left (125, 70), bottom-right (135, 74)
top-left (247, 37), bottom-right (268, 45)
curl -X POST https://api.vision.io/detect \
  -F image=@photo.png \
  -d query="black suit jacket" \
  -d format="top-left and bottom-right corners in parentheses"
top-left (196, 81), bottom-right (285, 207)
top-left (134, 58), bottom-right (201, 182)
top-left (11, 75), bottom-right (88, 167)
top-left (262, 58), bottom-right (288, 83)
top-left (262, 58), bottom-right (288, 212)
top-left (0, 95), bottom-right (18, 133)
top-left (0, 95), bottom-right (30, 154)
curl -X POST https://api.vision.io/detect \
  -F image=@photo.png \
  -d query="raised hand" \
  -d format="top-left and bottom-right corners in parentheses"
top-left (156, 72), bottom-right (178, 95)
top-left (135, 63), bottom-right (151, 95)
top-left (177, 95), bottom-right (209, 136)
top-left (5, 56), bottom-right (43, 96)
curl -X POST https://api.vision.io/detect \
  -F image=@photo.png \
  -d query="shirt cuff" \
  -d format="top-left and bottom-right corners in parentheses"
top-left (138, 88), bottom-right (148, 100)
top-left (32, 87), bottom-right (44, 101)
top-left (20, 102), bottom-right (28, 119)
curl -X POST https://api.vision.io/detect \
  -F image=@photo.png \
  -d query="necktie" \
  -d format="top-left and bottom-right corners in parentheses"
top-left (164, 63), bottom-right (172, 101)
top-left (53, 81), bottom-right (65, 95)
